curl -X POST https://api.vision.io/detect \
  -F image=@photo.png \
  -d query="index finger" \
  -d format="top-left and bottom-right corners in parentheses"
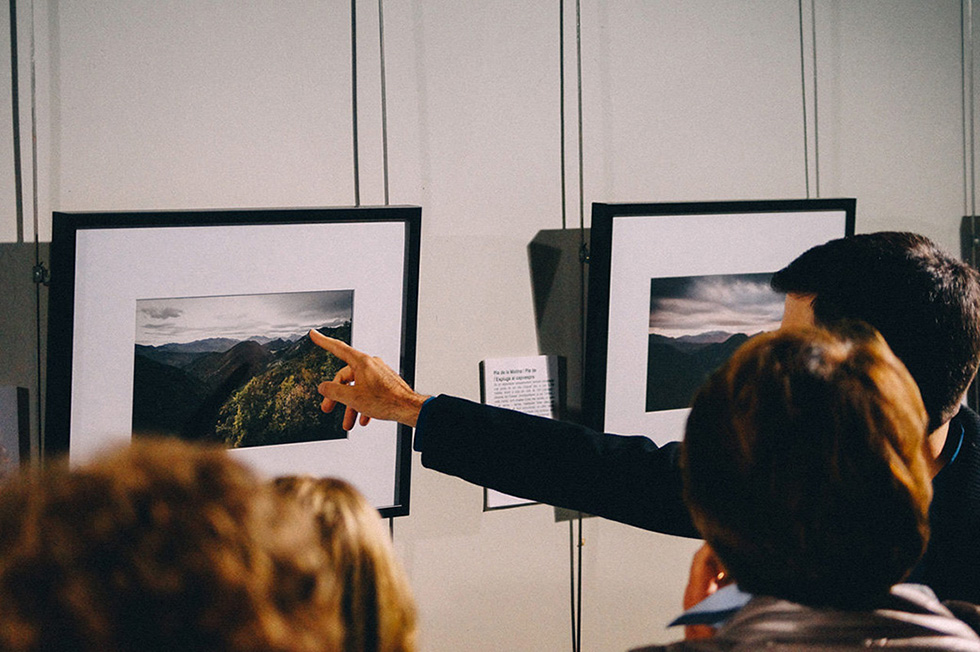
top-left (309, 329), bottom-right (365, 365)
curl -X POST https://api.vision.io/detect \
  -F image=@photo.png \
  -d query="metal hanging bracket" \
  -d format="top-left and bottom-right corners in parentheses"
top-left (32, 261), bottom-right (49, 286)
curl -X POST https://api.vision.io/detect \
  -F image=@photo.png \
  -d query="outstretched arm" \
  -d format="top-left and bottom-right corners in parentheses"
top-left (310, 330), bottom-right (698, 537)
top-left (309, 329), bottom-right (431, 429)
top-left (417, 394), bottom-right (699, 537)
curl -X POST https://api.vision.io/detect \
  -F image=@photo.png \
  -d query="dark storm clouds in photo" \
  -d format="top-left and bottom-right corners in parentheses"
top-left (646, 272), bottom-right (782, 412)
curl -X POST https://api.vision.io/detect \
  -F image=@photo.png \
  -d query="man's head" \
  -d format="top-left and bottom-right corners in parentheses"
top-left (682, 324), bottom-right (932, 608)
top-left (771, 231), bottom-right (980, 431)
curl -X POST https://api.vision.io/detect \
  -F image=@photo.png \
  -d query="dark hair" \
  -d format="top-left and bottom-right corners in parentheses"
top-left (0, 440), bottom-right (341, 652)
top-left (682, 324), bottom-right (932, 608)
top-left (771, 232), bottom-right (980, 431)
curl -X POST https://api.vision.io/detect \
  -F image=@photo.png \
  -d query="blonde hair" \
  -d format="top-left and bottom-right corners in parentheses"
top-left (0, 439), bottom-right (342, 652)
top-left (273, 476), bottom-right (417, 652)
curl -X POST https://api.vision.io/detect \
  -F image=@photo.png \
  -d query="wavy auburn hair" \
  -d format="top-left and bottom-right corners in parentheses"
top-left (682, 323), bottom-right (932, 608)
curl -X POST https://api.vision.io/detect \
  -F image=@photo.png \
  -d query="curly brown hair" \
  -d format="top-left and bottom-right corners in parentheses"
top-left (0, 439), bottom-right (342, 652)
top-left (272, 476), bottom-right (417, 652)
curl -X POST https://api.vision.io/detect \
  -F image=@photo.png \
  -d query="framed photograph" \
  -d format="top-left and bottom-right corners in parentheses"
top-left (584, 199), bottom-right (855, 444)
top-left (46, 206), bottom-right (420, 517)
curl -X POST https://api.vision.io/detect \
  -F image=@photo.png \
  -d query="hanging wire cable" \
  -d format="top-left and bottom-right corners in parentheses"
top-left (557, 1), bottom-right (587, 649)
top-left (575, 0), bottom-right (584, 234)
top-left (568, 519), bottom-right (577, 652)
top-left (559, 5), bottom-right (578, 649)
top-left (967, 0), bottom-right (977, 225)
top-left (379, 0), bottom-right (393, 535)
top-left (560, 0), bottom-right (567, 230)
top-left (351, 0), bottom-right (361, 206)
top-left (575, 0), bottom-right (587, 377)
top-left (9, 0), bottom-right (24, 244)
top-left (797, 0), bottom-right (811, 200)
top-left (964, 0), bottom-right (978, 410)
top-left (964, 0), bottom-right (972, 227)
top-left (28, 0), bottom-right (46, 461)
top-left (575, 513), bottom-right (583, 652)
top-left (966, 0), bottom-right (977, 230)
top-left (378, 0), bottom-right (390, 205)
top-left (28, 0), bottom-right (36, 242)
top-left (573, 5), bottom-right (585, 649)
top-left (29, 0), bottom-right (38, 253)
top-left (810, 0), bottom-right (820, 197)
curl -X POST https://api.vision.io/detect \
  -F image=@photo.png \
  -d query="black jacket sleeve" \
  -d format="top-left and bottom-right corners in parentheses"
top-left (914, 405), bottom-right (980, 603)
top-left (415, 394), bottom-right (700, 538)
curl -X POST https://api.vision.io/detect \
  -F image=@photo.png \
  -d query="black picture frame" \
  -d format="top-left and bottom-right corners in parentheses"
top-left (583, 198), bottom-right (856, 443)
top-left (46, 206), bottom-right (420, 518)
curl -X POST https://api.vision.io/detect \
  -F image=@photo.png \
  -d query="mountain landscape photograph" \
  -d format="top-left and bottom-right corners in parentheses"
top-left (646, 272), bottom-right (782, 412)
top-left (132, 289), bottom-right (354, 448)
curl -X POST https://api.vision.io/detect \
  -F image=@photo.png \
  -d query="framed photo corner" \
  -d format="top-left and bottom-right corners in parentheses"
top-left (45, 205), bottom-right (421, 518)
top-left (583, 198), bottom-right (855, 443)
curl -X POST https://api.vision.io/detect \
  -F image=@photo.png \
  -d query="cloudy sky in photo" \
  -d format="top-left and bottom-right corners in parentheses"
top-left (649, 273), bottom-right (783, 338)
top-left (136, 289), bottom-right (353, 346)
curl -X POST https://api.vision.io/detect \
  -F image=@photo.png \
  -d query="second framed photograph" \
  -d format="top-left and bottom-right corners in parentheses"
top-left (584, 198), bottom-right (855, 444)
top-left (46, 206), bottom-right (420, 517)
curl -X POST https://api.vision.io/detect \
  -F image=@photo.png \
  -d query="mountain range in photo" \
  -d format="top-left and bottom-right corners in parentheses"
top-left (645, 330), bottom-right (753, 411)
top-left (645, 272), bottom-right (782, 412)
top-left (133, 323), bottom-right (351, 448)
top-left (132, 290), bottom-right (354, 448)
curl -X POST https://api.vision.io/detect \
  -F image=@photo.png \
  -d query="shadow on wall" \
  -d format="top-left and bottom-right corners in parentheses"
top-left (527, 228), bottom-right (589, 424)
top-left (0, 242), bottom-right (49, 460)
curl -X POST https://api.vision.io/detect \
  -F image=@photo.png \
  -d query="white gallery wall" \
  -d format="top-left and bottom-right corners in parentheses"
top-left (0, 1), bottom-right (974, 650)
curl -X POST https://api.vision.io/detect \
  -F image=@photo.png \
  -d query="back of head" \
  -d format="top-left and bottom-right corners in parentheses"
top-left (273, 476), bottom-right (417, 652)
top-left (0, 439), bottom-right (340, 652)
top-left (682, 324), bottom-right (932, 608)
top-left (771, 232), bottom-right (980, 431)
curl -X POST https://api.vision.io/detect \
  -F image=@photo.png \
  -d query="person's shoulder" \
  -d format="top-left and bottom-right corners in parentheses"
top-left (890, 582), bottom-right (945, 607)
top-left (943, 600), bottom-right (980, 637)
top-left (952, 404), bottom-right (980, 434)
top-left (887, 584), bottom-right (980, 642)
top-left (948, 406), bottom-right (980, 466)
